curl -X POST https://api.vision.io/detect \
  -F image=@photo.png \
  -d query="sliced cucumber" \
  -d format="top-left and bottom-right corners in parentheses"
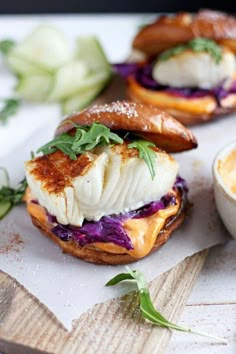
top-left (6, 30), bottom-right (112, 108)
top-left (75, 71), bottom-right (112, 91)
top-left (7, 24), bottom-right (71, 75)
top-left (0, 200), bottom-right (12, 219)
top-left (61, 79), bottom-right (108, 114)
top-left (7, 53), bottom-right (51, 75)
top-left (76, 36), bottom-right (111, 73)
top-left (16, 74), bottom-right (53, 102)
top-left (0, 167), bottom-right (10, 188)
top-left (61, 90), bottom-right (97, 114)
top-left (47, 61), bottom-right (89, 102)
top-left (48, 65), bottom-right (111, 102)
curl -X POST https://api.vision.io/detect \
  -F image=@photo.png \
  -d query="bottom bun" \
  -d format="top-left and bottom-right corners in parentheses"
top-left (127, 76), bottom-right (236, 125)
top-left (29, 198), bottom-right (186, 265)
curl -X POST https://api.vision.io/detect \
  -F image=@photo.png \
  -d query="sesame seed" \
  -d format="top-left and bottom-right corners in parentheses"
top-left (87, 101), bottom-right (138, 118)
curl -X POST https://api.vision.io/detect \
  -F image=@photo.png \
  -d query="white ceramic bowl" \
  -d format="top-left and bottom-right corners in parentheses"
top-left (213, 141), bottom-right (236, 240)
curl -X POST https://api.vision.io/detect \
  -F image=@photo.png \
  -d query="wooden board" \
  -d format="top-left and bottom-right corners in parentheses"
top-left (0, 250), bottom-right (208, 354)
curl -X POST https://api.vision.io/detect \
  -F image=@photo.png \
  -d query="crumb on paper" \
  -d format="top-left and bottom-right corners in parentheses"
top-left (0, 231), bottom-right (24, 255)
top-left (191, 159), bottom-right (204, 173)
top-left (191, 175), bottom-right (210, 192)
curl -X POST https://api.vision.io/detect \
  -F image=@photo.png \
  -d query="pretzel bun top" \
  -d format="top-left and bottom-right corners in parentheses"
top-left (56, 101), bottom-right (197, 152)
top-left (133, 10), bottom-right (236, 56)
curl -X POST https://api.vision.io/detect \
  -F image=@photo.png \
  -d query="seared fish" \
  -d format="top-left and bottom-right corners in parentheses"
top-left (153, 48), bottom-right (235, 89)
top-left (25, 144), bottom-right (178, 226)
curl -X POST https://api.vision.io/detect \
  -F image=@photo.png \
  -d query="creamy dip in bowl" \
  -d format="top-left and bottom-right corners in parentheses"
top-left (213, 141), bottom-right (236, 239)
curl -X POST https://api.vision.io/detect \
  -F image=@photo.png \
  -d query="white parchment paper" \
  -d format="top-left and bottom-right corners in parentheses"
top-left (0, 14), bottom-right (233, 331)
top-left (0, 108), bottom-right (232, 330)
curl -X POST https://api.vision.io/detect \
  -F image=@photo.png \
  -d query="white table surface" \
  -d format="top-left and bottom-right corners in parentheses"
top-left (0, 14), bottom-right (235, 354)
top-left (169, 239), bottom-right (236, 354)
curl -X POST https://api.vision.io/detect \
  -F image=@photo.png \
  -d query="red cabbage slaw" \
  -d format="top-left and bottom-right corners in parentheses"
top-left (113, 63), bottom-right (236, 103)
top-left (50, 177), bottom-right (187, 250)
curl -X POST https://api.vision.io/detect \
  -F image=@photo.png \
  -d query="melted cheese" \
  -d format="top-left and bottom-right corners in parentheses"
top-left (128, 76), bottom-right (216, 115)
top-left (25, 187), bottom-right (179, 259)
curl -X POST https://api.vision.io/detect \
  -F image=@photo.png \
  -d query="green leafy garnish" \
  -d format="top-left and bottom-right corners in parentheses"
top-left (0, 98), bottom-right (20, 125)
top-left (128, 140), bottom-right (156, 179)
top-left (72, 123), bottom-right (123, 154)
top-left (106, 268), bottom-right (227, 344)
top-left (0, 178), bottom-right (27, 205)
top-left (38, 133), bottom-right (77, 160)
top-left (158, 38), bottom-right (222, 64)
top-left (37, 122), bottom-right (124, 159)
top-left (38, 123), bottom-right (157, 179)
top-left (0, 39), bottom-right (15, 55)
top-left (0, 169), bottom-right (27, 220)
top-left (159, 45), bottom-right (187, 62)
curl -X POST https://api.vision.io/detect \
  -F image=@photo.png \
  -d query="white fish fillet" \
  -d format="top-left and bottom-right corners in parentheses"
top-left (25, 144), bottom-right (178, 226)
top-left (153, 48), bottom-right (236, 89)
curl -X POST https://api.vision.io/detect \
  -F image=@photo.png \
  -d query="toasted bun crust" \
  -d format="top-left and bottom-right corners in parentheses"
top-left (133, 10), bottom-right (236, 56)
top-left (56, 101), bottom-right (197, 152)
top-left (127, 76), bottom-right (236, 125)
top-left (28, 195), bottom-right (186, 265)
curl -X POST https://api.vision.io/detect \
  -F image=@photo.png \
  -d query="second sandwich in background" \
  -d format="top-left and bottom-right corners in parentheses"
top-left (115, 10), bottom-right (236, 125)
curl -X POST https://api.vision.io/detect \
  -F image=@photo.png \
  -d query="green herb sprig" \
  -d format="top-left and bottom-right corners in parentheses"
top-left (0, 168), bottom-right (27, 219)
top-left (37, 122), bottom-right (124, 160)
top-left (0, 98), bottom-right (20, 125)
top-left (106, 267), bottom-right (227, 344)
top-left (158, 38), bottom-right (222, 64)
top-left (128, 140), bottom-right (157, 179)
top-left (0, 39), bottom-right (15, 55)
top-left (72, 123), bottom-right (123, 154)
top-left (38, 123), bottom-right (157, 178)
top-left (38, 133), bottom-right (77, 160)
top-left (0, 178), bottom-right (27, 204)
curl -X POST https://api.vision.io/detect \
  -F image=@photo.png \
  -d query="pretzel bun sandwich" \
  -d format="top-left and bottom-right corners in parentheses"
top-left (116, 10), bottom-right (236, 125)
top-left (24, 101), bottom-right (197, 264)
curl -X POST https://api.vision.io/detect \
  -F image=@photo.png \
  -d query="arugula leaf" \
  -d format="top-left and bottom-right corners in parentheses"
top-left (128, 140), bottom-right (157, 179)
top-left (0, 171), bottom-right (27, 220)
top-left (0, 98), bottom-right (20, 125)
top-left (37, 133), bottom-right (76, 160)
top-left (158, 45), bottom-right (187, 62)
top-left (106, 267), bottom-right (227, 343)
top-left (38, 124), bottom-right (157, 179)
top-left (72, 123), bottom-right (123, 154)
top-left (0, 39), bottom-right (15, 55)
top-left (37, 122), bottom-right (123, 159)
top-left (105, 272), bottom-right (134, 286)
top-left (188, 38), bottom-right (222, 64)
top-left (158, 38), bottom-right (222, 64)
top-left (0, 178), bottom-right (27, 204)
